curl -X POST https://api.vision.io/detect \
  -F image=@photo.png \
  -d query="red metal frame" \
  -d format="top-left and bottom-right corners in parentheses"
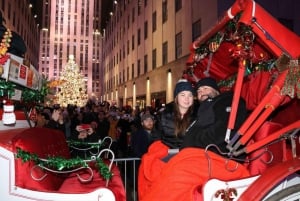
top-left (239, 157), bottom-right (300, 200)
top-left (187, 1), bottom-right (300, 199)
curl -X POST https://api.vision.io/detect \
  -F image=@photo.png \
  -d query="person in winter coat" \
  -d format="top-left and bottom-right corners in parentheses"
top-left (181, 77), bottom-right (248, 160)
top-left (159, 79), bottom-right (197, 149)
top-left (95, 110), bottom-right (110, 140)
top-left (45, 108), bottom-right (65, 134)
top-left (138, 79), bottom-right (197, 198)
top-left (131, 113), bottom-right (161, 158)
top-left (138, 77), bottom-right (250, 201)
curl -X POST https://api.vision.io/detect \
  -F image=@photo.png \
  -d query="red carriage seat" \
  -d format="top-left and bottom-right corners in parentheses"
top-left (246, 121), bottom-right (285, 175)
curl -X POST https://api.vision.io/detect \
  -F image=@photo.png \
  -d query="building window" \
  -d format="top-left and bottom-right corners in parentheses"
top-left (137, 29), bottom-right (141, 45)
top-left (1, 0), bottom-right (4, 11)
top-left (132, 35), bottom-right (135, 50)
top-left (128, 14), bottom-right (130, 28)
top-left (138, 0), bottom-right (142, 15)
top-left (132, 63), bottom-right (135, 78)
top-left (12, 11), bottom-right (15, 26)
top-left (8, 2), bottom-right (11, 19)
top-left (137, 59), bottom-right (141, 76)
top-left (123, 69), bottom-right (125, 82)
top-left (175, 32), bottom-right (182, 59)
top-left (152, 11), bottom-right (157, 32)
top-left (123, 45), bottom-right (126, 58)
top-left (162, 41), bottom-right (168, 65)
top-left (127, 67), bottom-right (129, 81)
top-left (144, 21), bottom-right (148, 40)
top-left (152, 49), bottom-right (156, 69)
top-left (132, 7), bottom-right (135, 23)
top-left (192, 19), bottom-right (202, 41)
top-left (144, 54), bottom-right (148, 74)
top-left (175, 0), bottom-right (182, 12)
top-left (127, 40), bottom-right (130, 55)
top-left (162, 1), bottom-right (168, 23)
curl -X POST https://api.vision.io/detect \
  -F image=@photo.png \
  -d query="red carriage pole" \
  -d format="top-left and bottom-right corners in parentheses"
top-left (244, 120), bottom-right (300, 154)
top-left (228, 69), bottom-right (288, 154)
top-left (225, 59), bottom-right (246, 143)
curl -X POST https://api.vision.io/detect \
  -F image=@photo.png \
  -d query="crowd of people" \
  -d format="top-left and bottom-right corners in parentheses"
top-left (32, 77), bottom-right (249, 200)
top-left (33, 96), bottom-right (162, 158)
top-left (33, 77), bottom-right (247, 154)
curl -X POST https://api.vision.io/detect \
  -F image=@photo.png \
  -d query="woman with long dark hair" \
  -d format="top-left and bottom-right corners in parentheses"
top-left (159, 79), bottom-right (196, 149)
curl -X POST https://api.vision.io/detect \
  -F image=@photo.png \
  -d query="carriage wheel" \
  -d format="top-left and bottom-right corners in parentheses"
top-left (264, 184), bottom-right (300, 201)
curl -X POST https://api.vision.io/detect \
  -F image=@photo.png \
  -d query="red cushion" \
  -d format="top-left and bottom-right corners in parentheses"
top-left (12, 127), bottom-right (70, 191)
top-left (59, 162), bottom-right (126, 201)
top-left (240, 71), bottom-right (271, 110)
top-left (248, 122), bottom-right (284, 175)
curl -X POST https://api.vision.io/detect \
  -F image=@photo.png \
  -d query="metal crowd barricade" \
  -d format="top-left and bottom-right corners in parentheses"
top-left (114, 157), bottom-right (141, 201)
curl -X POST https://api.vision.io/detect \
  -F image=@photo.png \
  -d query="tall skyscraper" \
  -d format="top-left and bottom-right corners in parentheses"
top-left (38, 0), bottom-right (102, 97)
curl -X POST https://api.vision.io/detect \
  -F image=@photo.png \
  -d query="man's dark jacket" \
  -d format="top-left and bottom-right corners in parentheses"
top-left (181, 92), bottom-right (247, 159)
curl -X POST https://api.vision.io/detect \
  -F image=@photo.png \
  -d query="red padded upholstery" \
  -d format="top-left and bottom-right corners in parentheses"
top-left (9, 127), bottom-right (126, 200)
top-left (248, 121), bottom-right (285, 175)
top-left (59, 162), bottom-right (126, 201)
top-left (12, 127), bottom-right (71, 191)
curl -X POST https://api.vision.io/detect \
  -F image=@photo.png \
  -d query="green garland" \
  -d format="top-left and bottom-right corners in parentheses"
top-left (96, 158), bottom-right (113, 180)
top-left (16, 147), bottom-right (112, 180)
top-left (217, 59), bottom-right (277, 89)
top-left (67, 139), bottom-right (104, 149)
top-left (0, 79), bottom-right (16, 98)
top-left (0, 76), bottom-right (49, 106)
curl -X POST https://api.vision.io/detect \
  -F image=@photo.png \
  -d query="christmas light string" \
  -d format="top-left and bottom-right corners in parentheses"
top-left (187, 11), bottom-right (300, 98)
top-left (0, 29), bottom-right (12, 65)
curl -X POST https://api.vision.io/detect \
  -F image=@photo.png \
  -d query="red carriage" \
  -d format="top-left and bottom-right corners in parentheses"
top-left (0, 0), bottom-right (300, 200)
top-left (139, 0), bottom-right (300, 200)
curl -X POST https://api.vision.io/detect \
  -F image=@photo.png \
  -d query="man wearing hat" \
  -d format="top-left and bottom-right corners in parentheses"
top-left (131, 113), bottom-right (161, 158)
top-left (181, 77), bottom-right (247, 160)
top-left (195, 77), bottom-right (220, 102)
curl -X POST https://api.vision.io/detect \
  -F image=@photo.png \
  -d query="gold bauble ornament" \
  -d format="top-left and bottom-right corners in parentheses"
top-left (209, 41), bottom-right (219, 53)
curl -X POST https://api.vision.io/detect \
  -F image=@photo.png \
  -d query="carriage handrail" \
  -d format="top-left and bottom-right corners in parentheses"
top-left (232, 120), bottom-right (300, 156)
top-left (227, 69), bottom-right (288, 153)
top-left (16, 147), bottom-right (114, 186)
top-left (68, 136), bottom-right (113, 157)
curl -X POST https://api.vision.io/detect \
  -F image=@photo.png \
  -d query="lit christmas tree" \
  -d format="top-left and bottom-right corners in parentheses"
top-left (56, 55), bottom-right (88, 107)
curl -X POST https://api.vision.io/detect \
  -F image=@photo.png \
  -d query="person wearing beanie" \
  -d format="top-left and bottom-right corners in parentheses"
top-left (138, 78), bottom-right (197, 200)
top-left (158, 78), bottom-right (196, 149)
top-left (195, 77), bottom-right (220, 102)
top-left (173, 79), bottom-right (195, 98)
top-left (181, 77), bottom-right (248, 161)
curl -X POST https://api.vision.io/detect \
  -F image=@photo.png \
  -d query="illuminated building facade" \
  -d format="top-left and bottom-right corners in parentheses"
top-left (38, 0), bottom-right (102, 98)
top-left (101, 0), bottom-right (218, 108)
